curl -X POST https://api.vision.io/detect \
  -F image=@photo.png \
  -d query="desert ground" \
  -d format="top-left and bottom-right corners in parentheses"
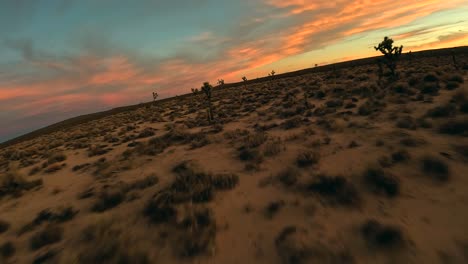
top-left (1, 52), bottom-right (468, 264)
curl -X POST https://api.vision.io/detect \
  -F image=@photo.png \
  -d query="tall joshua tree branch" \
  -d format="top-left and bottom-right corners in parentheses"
top-left (201, 82), bottom-right (214, 123)
top-left (374, 36), bottom-right (403, 77)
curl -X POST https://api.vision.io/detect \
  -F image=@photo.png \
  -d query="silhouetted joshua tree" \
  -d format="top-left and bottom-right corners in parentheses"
top-left (450, 49), bottom-right (459, 70)
top-left (152, 91), bottom-right (158, 106)
top-left (218, 79), bottom-right (225, 87)
top-left (268, 70), bottom-right (276, 87)
top-left (201, 82), bottom-right (214, 123)
top-left (374, 36), bottom-right (403, 77)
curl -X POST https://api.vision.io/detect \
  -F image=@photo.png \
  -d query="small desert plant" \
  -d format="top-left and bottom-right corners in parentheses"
top-left (0, 241), bottom-right (15, 259)
top-left (421, 156), bottom-right (450, 181)
top-left (201, 82), bottom-right (214, 123)
top-left (306, 175), bottom-right (360, 206)
top-left (439, 118), bottom-right (468, 135)
top-left (363, 167), bottom-right (399, 197)
top-left (265, 200), bottom-right (284, 219)
top-left (374, 36), bottom-right (403, 77)
top-left (91, 189), bottom-right (126, 212)
top-left (296, 150), bottom-right (320, 167)
top-left (277, 167), bottom-right (301, 187)
top-left (0, 171), bottom-right (43, 198)
top-left (30, 225), bottom-right (63, 250)
top-left (0, 219), bottom-right (10, 233)
top-left (361, 219), bottom-right (405, 249)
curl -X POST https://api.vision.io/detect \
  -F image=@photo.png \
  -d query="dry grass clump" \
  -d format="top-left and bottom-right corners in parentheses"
top-left (275, 226), bottom-right (354, 264)
top-left (277, 167), bottom-right (301, 187)
top-left (91, 188), bottom-right (126, 212)
top-left (305, 175), bottom-right (360, 206)
top-left (265, 200), bottom-right (285, 219)
top-left (0, 219), bottom-right (10, 233)
top-left (421, 156), bottom-right (450, 182)
top-left (438, 118), bottom-right (468, 136)
top-left (363, 167), bottom-right (399, 197)
top-left (76, 220), bottom-right (149, 264)
top-left (361, 219), bottom-right (405, 249)
top-left (0, 241), bottom-right (15, 260)
top-left (19, 206), bottom-right (78, 235)
top-left (30, 224), bottom-right (63, 250)
top-left (296, 150), bottom-right (320, 167)
top-left (175, 207), bottom-right (217, 257)
top-left (0, 171), bottom-right (43, 198)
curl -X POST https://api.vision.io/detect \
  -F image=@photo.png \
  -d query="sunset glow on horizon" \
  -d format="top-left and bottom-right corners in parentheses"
top-left (1, 0), bottom-right (467, 141)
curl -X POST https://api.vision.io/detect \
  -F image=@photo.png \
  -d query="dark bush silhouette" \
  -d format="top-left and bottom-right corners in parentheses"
top-left (30, 225), bottom-right (63, 250)
top-left (0, 241), bottom-right (15, 259)
top-left (306, 175), bottom-right (360, 206)
top-left (421, 156), bottom-right (450, 182)
top-left (361, 219), bottom-right (405, 249)
top-left (363, 168), bottom-right (399, 197)
top-left (374, 36), bottom-right (403, 76)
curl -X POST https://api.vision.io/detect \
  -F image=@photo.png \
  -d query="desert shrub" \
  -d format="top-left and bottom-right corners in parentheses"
top-left (420, 82), bottom-right (440, 94)
top-left (325, 99), bottom-right (343, 108)
top-left (33, 250), bottom-right (57, 264)
top-left (19, 207), bottom-right (78, 235)
top-left (46, 152), bottom-right (66, 166)
top-left (0, 171), bottom-right (43, 198)
top-left (363, 167), bottom-right (399, 197)
top-left (30, 225), bottom-right (63, 250)
top-left (78, 221), bottom-right (149, 264)
top-left (361, 219), bottom-right (404, 249)
top-left (448, 74), bottom-right (463, 83)
top-left (453, 144), bottom-right (468, 158)
top-left (91, 189), bottom-right (126, 212)
top-left (426, 104), bottom-right (457, 118)
top-left (446, 81), bottom-right (460, 90)
top-left (421, 156), bottom-right (450, 182)
top-left (175, 207), bottom-right (217, 257)
top-left (306, 175), bottom-right (360, 206)
top-left (88, 145), bottom-right (109, 157)
top-left (265, 200), bottom-right (285, 219)
top-left (0, 241), bottom-right (15, 259)
top-left (238, 147), bottom-right (263, 163)
top-left (396, 116), bottom-right (417, 129)
top-left (263, 139), bottom-right (284, 157)
top-left (281, 117), bottom-right (304, 129)
top-left (72, 163), bottom-right (90, 172)
top-left (391, 150), bottom-right (410, 163)
top-left (243, 132), bottom-right (268, 148)
top-left (439, 118), bottom-right (468, 135)
top-left (44, 163), bottom-right (65, 173)
top-left (423, 73), bottom-right (438, 82)
top-left (296, 151), bottom-right (320, 167)
top-left (0, 219), bottom-right (10, 234)
top-left (137, 128), bottom-right (155, 138)
top-left (399, 136), bottom-right (426, 147)
top-left (211, 173), bottom-right (239, 190)
top-left (275, 226), bottom-right (354, 264)
top-left (29, 166), bottom-right (41, 176)
top-left (144, 191), bottom-right (177, 224)
top-left (277, 167), bottom-right (301, 187)
top-left (124, 175), bottom-right (159, 192)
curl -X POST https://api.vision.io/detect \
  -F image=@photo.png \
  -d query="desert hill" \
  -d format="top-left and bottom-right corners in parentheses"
top-left (1, 47), bottom-right (468, 263)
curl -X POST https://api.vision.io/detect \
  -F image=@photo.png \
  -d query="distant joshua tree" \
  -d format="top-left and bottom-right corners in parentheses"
top-left (218, 79), bottom-right (225, 87)
top-left (242, 76), bottom-right (248, 88)
top-left (374, 36), bottom-right (403, 77)
top-left (152, 91), bottom-right (158, 105)
top-left (450, 49), bottom-right (458, 70)
top-left (201, 82), bottom-right (214, 122)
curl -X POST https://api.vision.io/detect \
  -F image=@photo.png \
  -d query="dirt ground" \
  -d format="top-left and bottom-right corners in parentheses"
top-left (1, 53), bottom-right (468, 264)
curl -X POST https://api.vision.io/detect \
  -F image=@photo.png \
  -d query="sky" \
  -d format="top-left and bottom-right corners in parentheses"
top-left (0, 0), bottom-right (467, 142)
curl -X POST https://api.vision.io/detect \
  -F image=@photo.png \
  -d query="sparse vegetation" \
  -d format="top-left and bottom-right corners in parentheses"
top-left (421, 156), bottom-right (450, 181)
top-left (363, 167), bottom-right (399, 197)
top-left (306, 175), bottom-right (360, 206)
top-left (296, 150), bottom-right (320, 167)
top-left (0, 171), bottom-right (43, 198)
top-left (374, 36), bottom-right (403, 76)
top-left (361, 219), bottom-right (405, 249)
top-left (30, 225), bottom-right (63, 250)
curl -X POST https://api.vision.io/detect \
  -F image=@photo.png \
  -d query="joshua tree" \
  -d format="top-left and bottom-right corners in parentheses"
top-left (374, 36), bottom-right (403, 77)
top-left (242, 76), bottom-right (248, 88)
top-left (450, 49), bottom-right (458, 70)
top-left (268, 70), bottom-right (276, 87)
top-left (201, 82), bottom-right (214, 122)
top-left (217, 79), bottom-right (225, 87)
top-left (152, 91), bottom-right (158, 106)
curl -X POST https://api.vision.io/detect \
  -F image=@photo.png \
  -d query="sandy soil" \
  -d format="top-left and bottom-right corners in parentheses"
top-left (1, 54), bottom-right (468, 264)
